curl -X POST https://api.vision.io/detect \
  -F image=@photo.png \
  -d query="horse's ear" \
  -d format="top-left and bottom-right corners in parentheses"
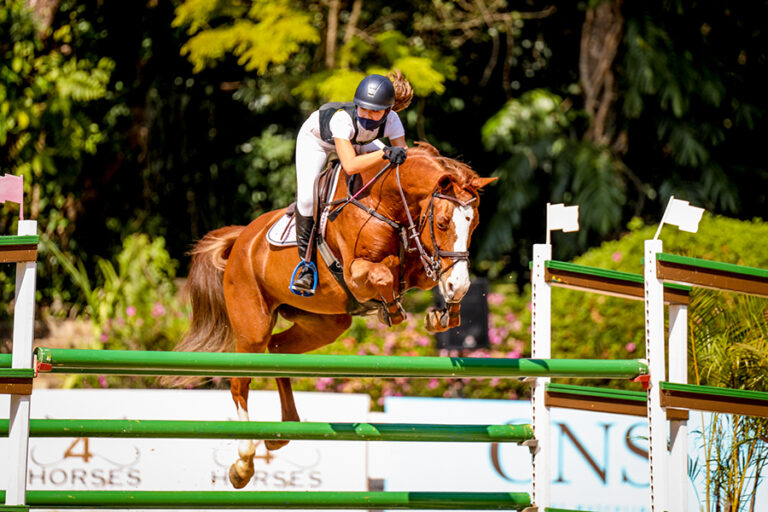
top-left (470, 176), bottom-right (498, 190)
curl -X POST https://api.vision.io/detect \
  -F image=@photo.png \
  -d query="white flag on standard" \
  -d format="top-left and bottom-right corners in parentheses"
top-left (547, 203), bottom-right (580, 233)
top-left (663, 196), bottom-right (704, 233)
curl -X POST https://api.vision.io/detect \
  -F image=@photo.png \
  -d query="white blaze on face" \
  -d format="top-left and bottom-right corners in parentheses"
top-left (439, 204), bottom-right (473, 302)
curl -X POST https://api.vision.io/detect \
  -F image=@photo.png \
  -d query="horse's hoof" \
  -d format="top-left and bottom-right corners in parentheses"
top-left (389, 309), bottom-right (407, 325)
top-left (265, 439), bottom-right (290, 451)
top-left (229, 460), bottom-right (254, 489)
top-left (424, 307), bottom-right (448, 333)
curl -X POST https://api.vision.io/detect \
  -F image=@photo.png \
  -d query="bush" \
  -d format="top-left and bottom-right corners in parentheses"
top-left (44, 233), bottom-right (187, 388)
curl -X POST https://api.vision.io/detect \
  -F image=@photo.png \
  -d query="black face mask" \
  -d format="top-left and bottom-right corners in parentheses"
top-left (357, 110), bottom-right (388, 131)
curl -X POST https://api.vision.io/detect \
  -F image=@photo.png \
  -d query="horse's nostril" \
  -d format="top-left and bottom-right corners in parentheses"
top-left (448, 282), bottom-right (454, 293)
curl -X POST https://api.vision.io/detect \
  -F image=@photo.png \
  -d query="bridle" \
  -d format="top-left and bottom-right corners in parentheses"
top-left (327, 163), bottom-right (475, 283)
top-left (395, 165), bottom-right (475, 281)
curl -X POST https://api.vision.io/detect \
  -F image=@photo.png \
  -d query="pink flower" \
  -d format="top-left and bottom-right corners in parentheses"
top-left (151, 303), bottom-right (166, 318)
top-left (100, 333), bottom-right (108, 343)
top-left (625, 342), bottom-right (636, 353)
top-left (612, 252), bottom-right (623, 262)
top-left (98, 375), bottom-right (108, 388)
top-left (125, 306), bottom-right (137, 317)
top-left (487, 293), bottom-right (504, 306)
top-left (417, 336), bottom-right (430, 347)
top-left (427, 379), bottom-right (440, 390)
top-left (315, 377), bottom-right (334, 391)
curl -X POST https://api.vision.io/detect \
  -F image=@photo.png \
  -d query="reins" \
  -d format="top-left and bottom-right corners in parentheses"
top-left (325, 162), bottom-right (475, 283)
top-left (326, 162), bottom-right (393, 223)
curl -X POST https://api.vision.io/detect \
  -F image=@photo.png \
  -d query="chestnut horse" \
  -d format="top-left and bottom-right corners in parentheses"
top-left (167, 143), bottom-right (494, 488)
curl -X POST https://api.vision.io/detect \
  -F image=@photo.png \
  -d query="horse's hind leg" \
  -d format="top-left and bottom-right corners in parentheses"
top-left (266, 307), bottom-right (352, 451)
top-left (224, 276), bottom-right (276, 489)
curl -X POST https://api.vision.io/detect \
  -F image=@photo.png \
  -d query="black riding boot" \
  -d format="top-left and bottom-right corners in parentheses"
top-left (291, 213), bottom-right (317, 295)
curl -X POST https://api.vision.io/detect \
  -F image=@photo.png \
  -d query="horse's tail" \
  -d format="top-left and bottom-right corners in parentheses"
top-left (160, 225), bottom-right (245, 388)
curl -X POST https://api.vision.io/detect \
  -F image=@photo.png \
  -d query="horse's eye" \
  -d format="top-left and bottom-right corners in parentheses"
top-left (436, 215), bottom-right (450, 230)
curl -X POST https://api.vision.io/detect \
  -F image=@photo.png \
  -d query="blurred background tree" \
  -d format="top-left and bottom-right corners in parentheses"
top-left (0, 0), bottom-right (765, 316)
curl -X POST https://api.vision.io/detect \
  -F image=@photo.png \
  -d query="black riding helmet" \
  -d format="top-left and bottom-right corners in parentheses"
top-left (353, 74), bottom-right (395, 111)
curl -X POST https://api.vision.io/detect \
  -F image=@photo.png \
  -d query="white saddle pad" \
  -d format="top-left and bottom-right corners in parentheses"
top-left (266, 213), bottom-right (298, 247)
top-left (266, 209), bottom-right (333, 248)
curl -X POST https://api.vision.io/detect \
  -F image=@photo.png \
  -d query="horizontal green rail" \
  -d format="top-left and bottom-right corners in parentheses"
top-left (0, 419), bottom-right (533, 443)
top-left (657, 253), bottom-right (768, 279)
top-left (34, 348), bottom-right (648, 379)
top-left (660, 381), bottom-right (768, 402)
top-left (0, 490), bottom-right (531, 509)
top-left (0, 235), bottom-right (39, 246)
top-left (546, 260), bottom-right (690, 291)
top-left (0, 368), bottom-right (33, 378)
top-left (546, 383), bottom-right (647, 402)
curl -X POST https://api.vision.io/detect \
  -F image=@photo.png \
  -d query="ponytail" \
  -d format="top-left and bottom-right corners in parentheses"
top-left (388, 69), bottom-right (413, 113)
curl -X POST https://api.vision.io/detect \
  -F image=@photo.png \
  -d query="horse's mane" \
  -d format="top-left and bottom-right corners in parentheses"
top-left (407, 142), bottom-right (479, 189)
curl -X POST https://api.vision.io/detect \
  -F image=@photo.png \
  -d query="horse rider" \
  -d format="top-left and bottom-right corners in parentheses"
top-left (290, 71), bottom-right (413, 296)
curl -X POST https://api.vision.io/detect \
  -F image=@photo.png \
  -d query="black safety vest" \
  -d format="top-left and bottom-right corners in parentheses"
top-left (318, 102), bottom-right (387, 145)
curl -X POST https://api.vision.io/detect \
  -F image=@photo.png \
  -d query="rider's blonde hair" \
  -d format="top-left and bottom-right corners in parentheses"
top-left (389, 69), bottom-right (413, 112)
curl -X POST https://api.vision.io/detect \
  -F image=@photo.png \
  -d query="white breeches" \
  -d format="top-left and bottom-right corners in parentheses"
top-left (295, 130), bottom-right (382, 217)
top-left (295, 130), bottom-right (334, 217)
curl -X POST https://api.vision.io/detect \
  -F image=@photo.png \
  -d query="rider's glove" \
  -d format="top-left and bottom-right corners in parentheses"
top-left (382, 146), bottom-right (407, 165)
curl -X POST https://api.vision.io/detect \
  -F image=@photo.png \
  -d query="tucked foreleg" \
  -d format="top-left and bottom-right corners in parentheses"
top-left (424, 302), bottom-right (462, 332)
top-left (348, 256), bottom-right (406, 325)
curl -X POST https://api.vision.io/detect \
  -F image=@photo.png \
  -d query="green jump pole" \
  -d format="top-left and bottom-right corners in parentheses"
top-left (35, 348), bottom-right (648, 379)
top-left (0, 490), bottom-right (532, 509)
top-left (0, 353), bottom-right (10, 368)
top-left (0, 419), bottom-right (533, 443)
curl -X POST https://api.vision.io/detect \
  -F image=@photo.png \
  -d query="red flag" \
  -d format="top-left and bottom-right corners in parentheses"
top-left (0, 174), bottom-right (24, 220)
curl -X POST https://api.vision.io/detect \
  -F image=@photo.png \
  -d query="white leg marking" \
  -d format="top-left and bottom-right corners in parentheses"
top-left (237, 405), bottom-right (255, 458)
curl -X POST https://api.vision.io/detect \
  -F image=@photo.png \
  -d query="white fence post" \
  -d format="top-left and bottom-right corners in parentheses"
top-left (6, 219), bottom-right (38, 508)
top-left (668, 304), bottom-right (688, 512)
top-left (644, 239), bottom-right (668, 512)
top-left (530, 243), bottom-right (552, 509)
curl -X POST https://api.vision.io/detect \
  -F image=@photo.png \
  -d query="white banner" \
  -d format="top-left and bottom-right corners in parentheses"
top-left (1, 390), bottom-right (369, 493)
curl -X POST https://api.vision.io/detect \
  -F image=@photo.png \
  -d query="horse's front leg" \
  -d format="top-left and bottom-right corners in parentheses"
top-left (424, 302), bottom-right (462, 332)
top-left (348, 256), bottom-right (406, 325)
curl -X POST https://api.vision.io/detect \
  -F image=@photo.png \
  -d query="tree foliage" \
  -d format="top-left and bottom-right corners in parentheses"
top-left (0, 0), bottom-right (114, 311)
top-left (174, 0), bottom-right (320, 74)
top-left (1, 0), bottom-right (767, 318)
